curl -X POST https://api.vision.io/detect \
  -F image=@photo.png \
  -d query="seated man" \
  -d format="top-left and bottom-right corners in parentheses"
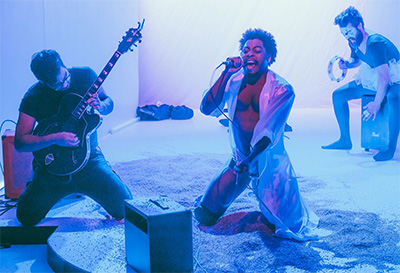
top-left (15, 49), bottom-right (132, 226)
top-left (322, 6), bottom-right (400, 161)
top-left (194, 28), bottom-right (319, 241)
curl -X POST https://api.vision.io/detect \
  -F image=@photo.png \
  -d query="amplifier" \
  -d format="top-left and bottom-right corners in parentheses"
top-left (124, 196), bottom-right (193, 273)
top-left (2, 130), bottom-right (33, 199)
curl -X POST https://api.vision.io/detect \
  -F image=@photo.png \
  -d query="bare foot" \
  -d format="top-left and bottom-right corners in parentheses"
top-left (322, 139), bottom-right (352, 150)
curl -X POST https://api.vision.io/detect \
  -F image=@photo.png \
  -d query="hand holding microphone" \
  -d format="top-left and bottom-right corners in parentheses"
top-left (222, 57), bottom-right (243, 71)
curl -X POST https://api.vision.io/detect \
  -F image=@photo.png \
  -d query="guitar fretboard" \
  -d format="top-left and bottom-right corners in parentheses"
top-left (72, 51), bottom-right (122, 120)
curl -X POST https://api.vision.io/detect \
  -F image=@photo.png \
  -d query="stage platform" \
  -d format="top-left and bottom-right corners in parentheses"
top-left (0, 194), bottom-right (135, 272)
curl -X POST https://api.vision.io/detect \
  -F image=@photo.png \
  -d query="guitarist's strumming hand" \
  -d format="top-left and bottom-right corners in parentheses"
top-left (15, 112), bottom-right (80, 153)
top-left (53, 132), bottom-right (80, 147)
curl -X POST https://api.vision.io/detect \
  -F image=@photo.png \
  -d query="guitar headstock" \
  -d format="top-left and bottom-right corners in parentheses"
top-left (117, 19), bottom-right (145, 54)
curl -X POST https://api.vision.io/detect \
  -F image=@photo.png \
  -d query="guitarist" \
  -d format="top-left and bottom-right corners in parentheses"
top-left (14, 49), bottom-right (132, 226)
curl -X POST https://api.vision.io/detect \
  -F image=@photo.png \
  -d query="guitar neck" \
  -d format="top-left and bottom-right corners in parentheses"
top-left (72, 51), bottom-right (122, 119)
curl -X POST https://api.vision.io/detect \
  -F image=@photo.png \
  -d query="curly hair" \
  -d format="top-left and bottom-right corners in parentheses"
top-left (239, 28), bottom-right (277, 65)
top-left (30, 49), bottom-right (65, 84)
top-left (334, 6), bottom-right (364, 28)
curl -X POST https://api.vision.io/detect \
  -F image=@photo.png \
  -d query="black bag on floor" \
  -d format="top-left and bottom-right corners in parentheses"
top-left (136, 104), bottom-right (172, 121)
top-left (170, 105), bottom-right (194, 120)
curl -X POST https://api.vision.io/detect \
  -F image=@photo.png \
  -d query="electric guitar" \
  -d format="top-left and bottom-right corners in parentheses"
top-left (32, 20), bottom-right (144, 176)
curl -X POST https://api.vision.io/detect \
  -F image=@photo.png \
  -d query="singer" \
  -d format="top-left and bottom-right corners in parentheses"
top-left (322, 6), bottom-right (400, 161)
top-left (194, 28), bottom-right (319, 241)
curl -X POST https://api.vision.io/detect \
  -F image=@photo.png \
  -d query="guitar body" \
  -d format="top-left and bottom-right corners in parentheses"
top-left (33, 93), bottom-right (102, 176)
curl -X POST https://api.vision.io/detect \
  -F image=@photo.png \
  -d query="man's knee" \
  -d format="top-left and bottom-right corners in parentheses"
top-left (332, 87), bottom-right (350, 103)
top-left (194, 204), bottom-right (222, 226)
top-left (16, 205), bottom-right (42, 226)
top-left (387, 89), bottom-right (400, 104)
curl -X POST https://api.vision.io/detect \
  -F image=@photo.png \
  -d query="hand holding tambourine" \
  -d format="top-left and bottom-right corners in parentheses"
top-left (328, 55), bottom-right (348, 82)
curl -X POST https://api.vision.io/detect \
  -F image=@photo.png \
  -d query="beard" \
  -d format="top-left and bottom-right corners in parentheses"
top-left (349, 29), bottom-right (364, 48)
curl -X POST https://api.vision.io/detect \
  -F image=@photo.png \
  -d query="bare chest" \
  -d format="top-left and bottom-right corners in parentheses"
top-left (235, 76), bottom-right (265, 112)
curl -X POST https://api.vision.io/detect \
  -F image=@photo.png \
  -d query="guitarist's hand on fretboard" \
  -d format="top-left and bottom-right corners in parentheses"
top-left (87, 88), bottom-right (114, 115)
top-left (87, 93), bottom-right (103, 112)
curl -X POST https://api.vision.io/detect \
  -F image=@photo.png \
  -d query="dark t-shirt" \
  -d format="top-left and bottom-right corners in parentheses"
top-left (350, 33), bottom-right (400, 68)
top-left (19, 67), bottom-right (99, 149)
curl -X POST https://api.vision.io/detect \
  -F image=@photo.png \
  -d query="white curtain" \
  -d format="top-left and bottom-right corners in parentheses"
top-left (137, 0), bottom-right (399, 110)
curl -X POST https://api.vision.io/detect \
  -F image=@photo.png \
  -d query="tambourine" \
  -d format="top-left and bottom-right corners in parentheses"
top-left (328, 55), bottom-right (348, 82)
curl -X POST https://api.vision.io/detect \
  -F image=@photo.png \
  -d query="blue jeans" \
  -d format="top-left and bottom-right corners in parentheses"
top-left (17, 147), bottom-right (132, 226)
top-left (199, 158), bottom-right (252, 216)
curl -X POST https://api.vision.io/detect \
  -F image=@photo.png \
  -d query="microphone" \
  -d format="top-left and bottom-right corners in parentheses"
top-left (222, 57), bottom-right (242, 68)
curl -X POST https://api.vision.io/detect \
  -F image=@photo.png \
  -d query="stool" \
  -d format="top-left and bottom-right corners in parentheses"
top-left (361, 95), bottom-right (389, 150)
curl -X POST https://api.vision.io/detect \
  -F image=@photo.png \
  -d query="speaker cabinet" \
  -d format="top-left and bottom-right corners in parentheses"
top-left (361, 95), bottom-right (389, 150)
top-left (125, 196), bottom-right (193, 273)
top-left (2, 130), bottom-right (33, 199)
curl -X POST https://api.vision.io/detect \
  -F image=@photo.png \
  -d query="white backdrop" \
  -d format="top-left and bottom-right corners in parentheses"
top-left (137, 0), bottom-right (399, 109)
top-left (1, 0), bottom-right (399, 136)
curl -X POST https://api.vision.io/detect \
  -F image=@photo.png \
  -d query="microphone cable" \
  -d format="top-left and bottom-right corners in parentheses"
top-left (206, 63), bottom-right (256, 208)
top-left (207, 63), bottom-right (271, 198)
top-left (208, 63), bottom-right (253, 152)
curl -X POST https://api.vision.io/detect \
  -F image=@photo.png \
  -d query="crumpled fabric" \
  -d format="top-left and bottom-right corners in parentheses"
top-left (207, 69), bottom-right (319, 241)
top-left (354, 58), bottom-right (400, 91)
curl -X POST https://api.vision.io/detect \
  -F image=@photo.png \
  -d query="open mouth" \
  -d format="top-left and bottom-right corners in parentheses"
top-left (245, 59), bottom-right (258, 69)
